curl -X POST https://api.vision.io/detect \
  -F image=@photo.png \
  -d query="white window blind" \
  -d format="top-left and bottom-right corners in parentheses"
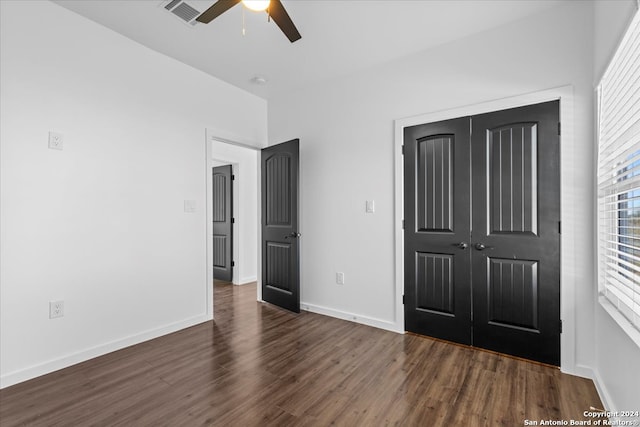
top-left (597, 9), bottom-right (640, 333)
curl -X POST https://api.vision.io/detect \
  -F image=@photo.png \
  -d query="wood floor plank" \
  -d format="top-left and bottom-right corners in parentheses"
top-left (0, 281), bottom-right (603, 426)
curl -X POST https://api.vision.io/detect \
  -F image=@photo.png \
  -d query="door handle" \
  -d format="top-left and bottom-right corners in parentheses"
top-left (284, 232), bottom-right (301, 239)
top-left (474, 243), bottom-right (493, 251)
top-left (454, 242), bottom-right (468, 250)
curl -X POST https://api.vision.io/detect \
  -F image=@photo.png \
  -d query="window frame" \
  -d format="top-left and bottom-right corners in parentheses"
top-left (596, 7), bottom-right (640, 348)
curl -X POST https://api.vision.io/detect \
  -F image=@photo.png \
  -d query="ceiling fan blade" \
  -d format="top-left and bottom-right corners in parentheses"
top-left (268, 0), bottom-right (301, 43)
top-left (196, 0), bottom-right (241, 24)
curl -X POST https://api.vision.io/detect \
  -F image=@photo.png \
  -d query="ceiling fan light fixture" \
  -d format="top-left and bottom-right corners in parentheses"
top-left (242, 0), bottom-right (270, 12)
top-left (196, 0), bottom-right (301, 42)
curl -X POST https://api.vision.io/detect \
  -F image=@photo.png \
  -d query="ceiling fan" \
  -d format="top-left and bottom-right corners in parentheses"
top-left (196, 0), bottom-right (301, 43)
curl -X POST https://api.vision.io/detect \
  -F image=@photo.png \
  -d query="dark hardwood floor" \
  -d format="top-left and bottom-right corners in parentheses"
top-left (1, 281), bottom-right (602, 426)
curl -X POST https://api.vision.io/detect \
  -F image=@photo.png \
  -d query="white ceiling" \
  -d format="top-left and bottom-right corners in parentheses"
top-left (53, 0), bottom-right (566, 100)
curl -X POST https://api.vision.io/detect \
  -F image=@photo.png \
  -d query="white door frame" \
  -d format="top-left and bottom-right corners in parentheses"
top-left (205, 129), bottom-right (264, 320)
top-left (394, 85), bottom-right (586, 377)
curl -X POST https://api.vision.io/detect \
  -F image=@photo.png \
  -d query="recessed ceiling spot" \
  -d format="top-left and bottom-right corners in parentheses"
top-left (251, 76), bottom-right (268, 85)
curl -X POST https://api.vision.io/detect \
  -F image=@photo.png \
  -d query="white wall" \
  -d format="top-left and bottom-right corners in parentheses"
top-left (3, 0), bottom-right (638, 412)
top-left (0, 0), bottom-right (267, 387)
top-left (211, 141), bottom-right (259, 285)
top-left (269, 0), bottom-right (596, 371)
top-left (592, 0), bottom-right (640, 414)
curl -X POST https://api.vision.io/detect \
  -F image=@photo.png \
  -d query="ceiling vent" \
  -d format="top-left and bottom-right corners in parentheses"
top-left (162, 0), bottom-right (203, 27)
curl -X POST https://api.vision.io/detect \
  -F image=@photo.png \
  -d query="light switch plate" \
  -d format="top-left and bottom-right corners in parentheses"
top-left (48, 131), bottom-right (64, 150)
top-left (366, 200), bottom-right (375, 213)
top-left (184, 200), bottom-right (196, 213)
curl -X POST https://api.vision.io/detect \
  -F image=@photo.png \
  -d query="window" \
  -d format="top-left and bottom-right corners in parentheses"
top-left (597, 9), bottom-right (640, 337)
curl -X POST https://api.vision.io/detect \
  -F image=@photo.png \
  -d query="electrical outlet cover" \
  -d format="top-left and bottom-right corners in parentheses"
top-left (48, 132), bottom-right (64, 150)
top-left (49, 300), bottom-right (64, 319)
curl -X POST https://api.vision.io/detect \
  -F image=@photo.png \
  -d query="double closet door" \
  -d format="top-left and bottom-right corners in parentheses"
top-left (404, 101), bottom-right (560, 366)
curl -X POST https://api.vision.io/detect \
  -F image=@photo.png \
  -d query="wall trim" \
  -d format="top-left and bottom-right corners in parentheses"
top-left (591, 368), bottom-right (615, 412)
top-left (0, 314), bottom-right (211, 389)
top-left (301, 302), bottom-right (403, 333)
top-left (393, 85), bottom-right (585, 376)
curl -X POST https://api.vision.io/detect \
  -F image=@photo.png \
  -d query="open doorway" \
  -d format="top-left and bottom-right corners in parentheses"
top-left (206, 134), bottom-right (260, 318)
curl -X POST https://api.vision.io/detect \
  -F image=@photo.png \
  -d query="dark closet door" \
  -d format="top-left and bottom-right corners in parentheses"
top-left (261, 139), bottom-right (300, 313)
top-left (471, 101), bottom-right (560, 366)
top-left (404, 117), bottom-right (472, 344)
top-left (213, 165), bottom-right (233, 282)
top-left (404, 100), bottom-right (561, 366)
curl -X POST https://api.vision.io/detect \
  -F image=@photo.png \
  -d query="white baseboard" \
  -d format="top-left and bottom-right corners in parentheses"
top-left (236, 276), bottom-right (257, 285)
top-left (560, 364), bottom-right (614, 413)
top-left (301, 302), bottom-right (403, 333)
top-left (562, 364), bottom-right (613, 412)
top-left (591, 368), bottom-right (615, 412)
top-left (561, 363), bottom-right (594, 380)
top-left (0, 313), bottom-right (211, 389)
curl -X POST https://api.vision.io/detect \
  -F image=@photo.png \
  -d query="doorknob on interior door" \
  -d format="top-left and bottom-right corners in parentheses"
top-left (284, 232), bottom-right (301, 239)
top-left (474, 243), bottom-right (493, 251)
top-left (455, 242), bottom-right (468, 250)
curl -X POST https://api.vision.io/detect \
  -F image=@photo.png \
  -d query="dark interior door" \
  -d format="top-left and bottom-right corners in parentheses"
top-left (471, 101), bottom-right (560, 366)
top-left (404, 117), bottom-right (472, 344)
top-left (213, 165), bottom-right (233, 282)
top-left (404, 100), bottom-right (561, 365)
top-left (261, 139), bottom-right (300, 313)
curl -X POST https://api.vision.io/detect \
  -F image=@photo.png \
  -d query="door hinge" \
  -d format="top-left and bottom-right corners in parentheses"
top-left (558, 122), bottom-right (561, 136)
top-left (402, 295), bottom-right (406, 305)
top-left (232, 218), bottom-right (236, 224)
top-left (232, 174), bottom-right (236, 180)
top-left (231, 261), bottom-right (235, 267)
top-left (402, 219), bottom-right (405, 229)
top-left (558, 221), bottom-right (561, 234)
top-left (559, 320), bottom-right (563, 333)
top-left (402, 145), bottom-right (405, 155)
